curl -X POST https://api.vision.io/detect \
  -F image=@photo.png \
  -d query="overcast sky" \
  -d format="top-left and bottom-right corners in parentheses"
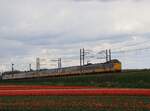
top-left (0, 0), bottom-right (150, 71)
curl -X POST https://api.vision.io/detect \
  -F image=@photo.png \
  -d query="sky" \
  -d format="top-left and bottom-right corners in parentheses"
top-left (0, 0), bottom-right (150, 71)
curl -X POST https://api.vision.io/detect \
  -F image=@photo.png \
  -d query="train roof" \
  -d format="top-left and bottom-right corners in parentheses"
top-left (110, 59), bottom-right (121, 63)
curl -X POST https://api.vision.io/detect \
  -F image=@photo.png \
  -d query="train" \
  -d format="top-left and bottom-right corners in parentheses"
top-left (1, 59), bottom-right (121, 80)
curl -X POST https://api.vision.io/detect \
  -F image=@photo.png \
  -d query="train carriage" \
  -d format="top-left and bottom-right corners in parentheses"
top-left (2, 59), bottom-right (121, 80)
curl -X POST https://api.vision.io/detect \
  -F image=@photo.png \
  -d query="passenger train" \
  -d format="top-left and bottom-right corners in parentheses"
top-left (2, 59), bottom-right (121, 80)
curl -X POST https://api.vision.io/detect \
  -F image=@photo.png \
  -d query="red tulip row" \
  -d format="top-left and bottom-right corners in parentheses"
top-left (0, 87), bottom-right (149, 96)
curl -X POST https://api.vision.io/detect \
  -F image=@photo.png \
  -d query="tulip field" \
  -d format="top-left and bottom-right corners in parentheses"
top-left (0, 70), bottom-right (149, 110)
top-left (0, 95), bottom-right (149, 111)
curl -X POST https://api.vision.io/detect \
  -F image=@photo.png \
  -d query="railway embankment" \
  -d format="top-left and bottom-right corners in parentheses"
top-left (0, 70), bottom-right (150, 88)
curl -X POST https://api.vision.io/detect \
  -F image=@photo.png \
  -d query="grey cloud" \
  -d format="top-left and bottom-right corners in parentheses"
top-left (0, 0), bottom-right (150, 70)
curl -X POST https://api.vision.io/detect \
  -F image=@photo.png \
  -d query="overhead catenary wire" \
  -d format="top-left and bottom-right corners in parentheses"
top-left (1, 40), bottom-right (150, 72)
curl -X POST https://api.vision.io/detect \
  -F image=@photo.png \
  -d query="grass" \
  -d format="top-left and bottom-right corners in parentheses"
top-left (1, 70), bottom-right (150, 88)
top-left (0, 96), bottom-right (149, 111)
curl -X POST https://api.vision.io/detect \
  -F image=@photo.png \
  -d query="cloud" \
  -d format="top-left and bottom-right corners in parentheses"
top-left (0, 0), bottom-right (150, 71)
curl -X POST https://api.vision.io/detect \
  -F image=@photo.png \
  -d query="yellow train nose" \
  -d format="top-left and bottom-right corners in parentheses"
top-left (114, 63), bottom-right (122, 72)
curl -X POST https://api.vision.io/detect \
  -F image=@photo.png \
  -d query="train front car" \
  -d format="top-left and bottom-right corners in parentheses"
top-left (84, 59), bottom-right (122, 74)
top-left (111, 59), bottom-right (122, 72)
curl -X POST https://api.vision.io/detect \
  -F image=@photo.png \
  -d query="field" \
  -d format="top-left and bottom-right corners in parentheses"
top-left (0, 96), bottom-right (149, 111)
top-left (1, 70), bottom-right (150, 88)
top-left (0, 70), bottom-right (150, 111)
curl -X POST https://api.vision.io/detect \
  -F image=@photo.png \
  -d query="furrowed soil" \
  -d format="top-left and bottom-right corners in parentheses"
top-left (1, 70), bottom-right (150, 88)
top-left (0, 96), bottom-right (149, 111)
